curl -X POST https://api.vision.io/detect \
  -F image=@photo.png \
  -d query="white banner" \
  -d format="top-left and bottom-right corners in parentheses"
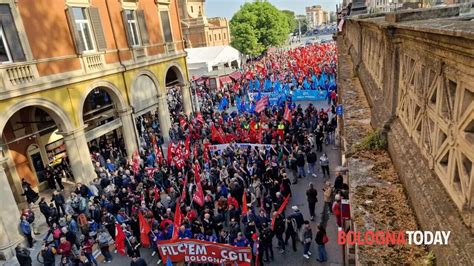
top-left (209, 143), bottom-right (273, 153)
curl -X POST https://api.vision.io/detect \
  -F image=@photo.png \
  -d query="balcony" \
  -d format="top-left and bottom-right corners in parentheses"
top-left (0, 62), bottom-right (38, 92)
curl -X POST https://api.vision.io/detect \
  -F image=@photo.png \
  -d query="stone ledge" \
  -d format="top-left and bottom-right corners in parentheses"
top-left (385, 6), bottom-right (460, 23)
top-left (388, 119), bottom-right (474, 265)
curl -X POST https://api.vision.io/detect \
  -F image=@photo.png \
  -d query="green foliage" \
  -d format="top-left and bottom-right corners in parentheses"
top-left (354, 130), bottom-right (387, 151)
top-left (282, 10), bottom-right (297, 32)
top-left (230, 1), bottom-right (290, 56)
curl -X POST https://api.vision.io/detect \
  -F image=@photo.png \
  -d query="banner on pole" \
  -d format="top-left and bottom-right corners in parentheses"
top-left (157, 239), bottom-right (252, 265)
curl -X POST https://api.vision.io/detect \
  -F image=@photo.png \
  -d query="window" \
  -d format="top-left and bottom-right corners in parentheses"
top-left (190, 6), bottom-right (193, 13)
top-left (209, 35), bottom-right (211, 42)
top-left (0, 4), bottom-right (25, 62)
top-left (214, 34), bottom-right (217, 41)
top-left (72, 7), bottom-right (95, 52)
top-left (224, 33), bottom-right (226, 40)
top-left (160, 11), bottom-right (173, 43)
top-left (125, 10), bottom-right (140, 46)
top-left (0, 26), bottom-right (12, 63)
top-left (219, 33), bottom-right (221, 40)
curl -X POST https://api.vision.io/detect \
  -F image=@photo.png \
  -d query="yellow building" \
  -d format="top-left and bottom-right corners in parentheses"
top-left (0, 0), bottom-right (192, 259)
top-left (178, 0), bottom-right (231, 48)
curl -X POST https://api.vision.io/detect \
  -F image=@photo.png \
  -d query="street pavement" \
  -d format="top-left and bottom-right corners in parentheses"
top-left (6, 101), bottom-right (343, 266)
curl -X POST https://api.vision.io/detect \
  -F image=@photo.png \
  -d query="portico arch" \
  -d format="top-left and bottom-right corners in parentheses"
top-left (131, 71), bottom-right (172, 144)
top-left (164, 63), bottom-right (193, 116)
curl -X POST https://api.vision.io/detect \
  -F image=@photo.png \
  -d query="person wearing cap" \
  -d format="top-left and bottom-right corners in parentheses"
top-left (302, 220), bottom-right (313, 259)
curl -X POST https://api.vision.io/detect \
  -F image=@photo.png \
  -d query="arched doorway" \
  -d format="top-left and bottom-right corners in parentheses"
top-left (131, 73), bottom-right (171, 145)
top-left (81, 86), bottom-right (127, 158)
top-left (0, 102), bottom-right (74, 203)
top-left (165, 65), bottom-right (191, 120)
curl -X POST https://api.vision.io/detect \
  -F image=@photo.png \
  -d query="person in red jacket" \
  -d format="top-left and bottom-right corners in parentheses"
top-left (332, 194), bottom-right (342, 228)
top-left (81, 235), bottom-right (98, 265)
top-left (58, 237), bottom-right (72, 262)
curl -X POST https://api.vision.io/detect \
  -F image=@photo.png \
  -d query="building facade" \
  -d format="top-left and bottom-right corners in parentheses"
top-left (177, 0), bottom-right (230, 48)
top-left (0, 0), bottom-right (192, 259)
top-left (306, 5), bottom-right (328, 29)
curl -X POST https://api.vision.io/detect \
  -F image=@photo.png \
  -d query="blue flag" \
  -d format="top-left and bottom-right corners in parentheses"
top-left (218, 97), bottom-right (228, 111)
top-left (254, 80), bottom-right (260, 91)
top-left (166, 256), bottom-right (173, 266)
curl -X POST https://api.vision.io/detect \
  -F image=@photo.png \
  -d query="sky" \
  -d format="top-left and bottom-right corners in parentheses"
top-left (205, 0), bottom-right (339, 19)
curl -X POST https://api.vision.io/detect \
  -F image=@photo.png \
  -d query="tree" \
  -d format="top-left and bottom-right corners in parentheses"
top-left (230, 1), bottom-right (290, 56)
top-left (282, 10), bottom-right (297, 33)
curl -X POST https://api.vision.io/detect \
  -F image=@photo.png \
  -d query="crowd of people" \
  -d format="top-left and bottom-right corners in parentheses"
top-left (15, 43), bottom-right (349, 266)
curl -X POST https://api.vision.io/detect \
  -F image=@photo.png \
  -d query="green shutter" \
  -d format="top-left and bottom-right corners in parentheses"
top-left (136, 10), bottom-right (149, 45)
top-left (0, 4), bottom-right (25, 61)
top-left (160, 11), bottom-right (173, 43)
top-left (66, 8), bottom-right (85, 54)
top-left (88, 7), bottom-right (107, 51)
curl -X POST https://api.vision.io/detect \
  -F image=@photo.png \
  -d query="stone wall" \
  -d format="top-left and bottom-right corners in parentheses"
top-left (339, 4), bottom-right (474, 264)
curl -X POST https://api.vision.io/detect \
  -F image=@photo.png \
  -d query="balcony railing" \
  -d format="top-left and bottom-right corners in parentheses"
top-left (82, 54), bottom-right (105, 73)
top-left (0, 62), bottom-right (38, 91)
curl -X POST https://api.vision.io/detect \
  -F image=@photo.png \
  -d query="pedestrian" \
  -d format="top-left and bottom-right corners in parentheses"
top-left (296, 151), bottom-right (306, 179)
top-left (322, 181), bottom-right (333, 216)
top-left (315, 130), bottom-right (324, 153)
top-left (81, 235), bottom-right (98, 266)
top-left (130, 255), bottom-right (148, 266)
top-left (41, 242), bottom-right (57, 266)
top-left (315, 224), bottom-right (328, 262)
top-left (306, 183), bottom-right (318, 221)
top-left (272, 212), bottom-right (286, 253)
top-left (21, 208), bottom-right (38, 235)
top-left (302, 220), bottom-right (313, 259)
top-left (332, 194), bottom-right (342, 228)
top-left (57, 237), bottom-right (72, 262)
top-left (15, 244), bottom-right (32, 266)
top-left (53, 168), bottom-right (65, 190)
top-left (97, 229), bottom-right (113, 263)
top-left (261, 223), bottom-right (274, 262)
top-left (21, 179), bottom-right (38, 206)
top-left (334, 171), bottom-right (344, 191)
top-left (38, 197), bottom-right (51, 226)
top-left (52, 190), bottom-right (66, 216)
top-left (320, 153), bottom-right (330, 178)
top-left (19, 215), bottom-right (33, 248)
top-left (284, 216), bottom-right (297, 252)
top-left (306, 149), bottom-right (318, 177)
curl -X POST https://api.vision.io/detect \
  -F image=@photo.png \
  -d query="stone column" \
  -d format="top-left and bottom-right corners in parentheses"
top-left (59, 127), bottom-right (96, 185)
top-left (118, 108), bottom-right (138, 159)
top-left (181, 83), bottom-right (193, 116)
top-left (0, 157), bottom-right (23, 260)
top-left (158, 95), bottom-right (171, 144)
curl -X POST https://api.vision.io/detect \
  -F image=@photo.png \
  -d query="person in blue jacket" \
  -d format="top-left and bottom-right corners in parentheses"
top-left (233, 232), bottom-right (250, 247)
top-left (178, 225), bottom-right (192, 239)
top-left (20, 215), bottom-right (33, 248)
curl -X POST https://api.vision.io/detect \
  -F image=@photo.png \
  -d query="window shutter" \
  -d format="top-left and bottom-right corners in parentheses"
top-left (122, 10), bottom-right (133, 47)
top-left (66, 8), bottom-right (85, 54)
top-left (160, 11), bottom-right (173, 43)
top-left (0, 4), bottom-right (25, 61)
top-left (88, 7), bottom-right (107, 51)
top-left (136, 10), bottom-right (149, 45)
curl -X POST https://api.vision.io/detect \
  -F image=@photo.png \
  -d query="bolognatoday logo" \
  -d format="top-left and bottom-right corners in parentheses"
top-left (337, 230), bottom-right (451, 245)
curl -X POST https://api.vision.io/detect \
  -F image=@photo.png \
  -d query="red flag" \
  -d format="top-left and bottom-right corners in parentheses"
top-left (180, 176), bottom-right (188, 202)
top-left (172, 201), bottom-right (182, 240)
top-left (172, 143), bottom-right (185, 170)
top-left (203, 143), bottom-right (210, 162)
top-left (193, 143), bottom-right (198, 159)
top-left (211, 125), bottom-right (226, 144)
top-left (192, 182), bottom-right (205, 207)
top-left (193, 164), bottom-right (201, 184)
top-left (242, 192), bottom-right (248, 215)
top-left (196, 113), bottom-right (205, 124)
top-left (154, 187), bottom-right (160, 202)
top-left (185, 136), bottom-right (191, 159)
top-left (115, 223), bottom-right (126, 256)
top-left (272, 195), bottom-right (290, 230)
top-left (132, 151), bottom-right (140, 175)
top-left (284, 104), bottom-right (292, 122)
top-left (255, 96), bottom-right (269, 113)
top-left (153, 140), bottom-right (163, 166)
top-left (138, 212), bottom-right (151, 247)
top-left (167, 143), bottom-right (175, 165)
top-left (179, 117), bottom-right (188, 129)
